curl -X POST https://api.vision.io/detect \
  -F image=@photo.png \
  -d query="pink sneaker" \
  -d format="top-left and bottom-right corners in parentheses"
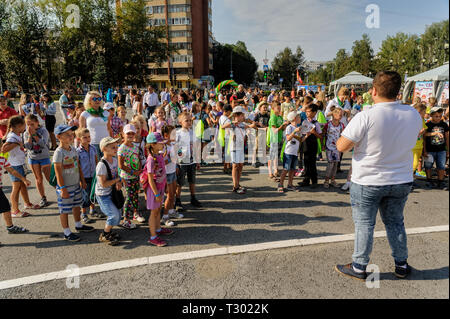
top-left (157, 228), bottom-right (174, 236)
top-left (148, 236), bottom-right (167, 247)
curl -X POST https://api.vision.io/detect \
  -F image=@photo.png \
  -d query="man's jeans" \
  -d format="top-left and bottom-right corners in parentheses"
top-left (350, 182), bottom-right (413, 269)
top-left (145, 106), bottom-right (156, 121)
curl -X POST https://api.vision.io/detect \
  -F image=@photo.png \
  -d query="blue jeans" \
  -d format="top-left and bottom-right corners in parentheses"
top-left (424, 151), bottom-right (447, 170)
top-left (96, 195), bottom-right (121, 226)
top-left (350, 182), bottom-right (413, 269)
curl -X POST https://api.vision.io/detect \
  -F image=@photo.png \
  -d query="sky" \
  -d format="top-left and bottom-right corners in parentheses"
top-left (212, 0), bottom-right (449, 70)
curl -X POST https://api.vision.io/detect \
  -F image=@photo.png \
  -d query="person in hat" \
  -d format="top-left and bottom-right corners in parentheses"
top-left (423, 106), bottom-right (449, 190)
top-left (278, 111), bottom-right (302, 192)
top-left (95, 136), bottom-right (123, 245)
top-left (118, 124), bottom-right (143, 227)
top-left (229, 106), bottom-right (256, 194)
top-left (146, 132), bottom-right (173, 247)
top-left (53, 124), bottom-right (95, 242)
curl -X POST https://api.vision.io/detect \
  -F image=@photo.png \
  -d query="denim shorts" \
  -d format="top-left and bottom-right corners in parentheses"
top-left (283, 153), bottom-right (298, 171)
top-left (28, 157), bottom-right (51, 166)
top-left (9, 165), bottom-right (26, 183)
top-left (424, 151), bottom-right (447, 170)
top-left (166, 172), bottom-right (177, 184)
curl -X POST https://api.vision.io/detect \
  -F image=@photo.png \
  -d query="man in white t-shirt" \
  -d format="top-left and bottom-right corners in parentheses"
top-left (335, 71), bottom-right (422, 281)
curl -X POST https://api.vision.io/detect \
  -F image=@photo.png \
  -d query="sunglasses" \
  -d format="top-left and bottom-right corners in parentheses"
top-left (92, 97), bottom-right (102, 102)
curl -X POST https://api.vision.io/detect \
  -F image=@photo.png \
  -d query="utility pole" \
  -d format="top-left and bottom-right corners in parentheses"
top-left (230, 50), bottom-right (233, 79)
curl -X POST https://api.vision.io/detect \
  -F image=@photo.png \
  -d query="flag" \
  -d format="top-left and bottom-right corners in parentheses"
top-left (297, 70), bottom-right (303, 85)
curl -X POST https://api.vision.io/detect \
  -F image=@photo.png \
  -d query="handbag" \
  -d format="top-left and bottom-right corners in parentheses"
top-left (101, 159), bottom-right (125, 209)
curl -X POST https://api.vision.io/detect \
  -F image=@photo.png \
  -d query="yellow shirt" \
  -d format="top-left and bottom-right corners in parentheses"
top-left (412, 119), bottom-right (427, 151)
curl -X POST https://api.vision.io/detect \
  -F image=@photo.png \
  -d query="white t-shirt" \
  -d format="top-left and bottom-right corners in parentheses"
top-left (81, 111), bottom-right (110, 144)
top-left (342, 101), bottom-right (422, 186)
top-left (5, 132), bottom-right (26, 166)
top-left (284, 124), bottom-right (300, 155)
top-left (176, 128), bottom-right (194, 165)
top-left (95, 157), bottom-right (118, 196)
top-left (230, 123), bottom-right (246, 152)
top-left (165, 143), bottom-right (177, 174)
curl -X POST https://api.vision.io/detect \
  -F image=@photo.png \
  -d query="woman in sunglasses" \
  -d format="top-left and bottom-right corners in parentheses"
top-left (80, 91), bottom-right (112, 158)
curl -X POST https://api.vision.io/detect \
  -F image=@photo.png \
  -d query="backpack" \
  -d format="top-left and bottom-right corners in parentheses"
top-left (49, 163), bottom-right (57, 187)
top-left (139, 159), bottom-right (149, 191)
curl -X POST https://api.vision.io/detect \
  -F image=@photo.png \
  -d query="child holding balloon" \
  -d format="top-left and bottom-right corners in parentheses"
top-left (118, 124), bottom-right (142, 228)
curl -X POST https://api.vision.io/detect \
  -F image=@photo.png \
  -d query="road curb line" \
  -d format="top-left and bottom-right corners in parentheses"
top-left (0, 225), bottom-right (448, 290)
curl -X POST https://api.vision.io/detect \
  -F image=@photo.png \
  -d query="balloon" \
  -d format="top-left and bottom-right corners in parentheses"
top-left (215, 80), bottom-right (238, 97)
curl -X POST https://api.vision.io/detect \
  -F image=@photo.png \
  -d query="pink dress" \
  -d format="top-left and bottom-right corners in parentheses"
top-left (146, 154), bottom-right (167, 210)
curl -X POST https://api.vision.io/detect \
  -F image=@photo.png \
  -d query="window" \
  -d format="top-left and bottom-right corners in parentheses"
top-left (168, 4), bottom-right (191, 13)
top-left (172, 55), bottom-right (193, 63)
top-left (172, 42), bottom-right (192, 50)
top-left (170, 30), bottom-right (192, 38)
top-left (177, 81), bottom-right (183, 89)
top-left (147, 5), bottom-right (165, 14)
top-left (168, 17), bottom-right (191, 25)
top-left (149, 19), bottom-right (165, 26)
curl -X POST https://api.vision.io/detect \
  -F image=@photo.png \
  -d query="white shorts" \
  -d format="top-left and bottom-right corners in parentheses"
top-left (231, 150), bottom-right (245, 164)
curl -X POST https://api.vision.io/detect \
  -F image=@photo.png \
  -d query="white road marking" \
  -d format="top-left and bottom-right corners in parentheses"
top-left (0, 225), bottom-right (448, 290)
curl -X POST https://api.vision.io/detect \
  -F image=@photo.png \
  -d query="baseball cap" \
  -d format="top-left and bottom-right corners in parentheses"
top-left (232, 106), bottom-right (246, 114)
top-left (146, 132), bottom-right (165, 144)
top-left (103, 102), bottom-right (114, 111)
top-left (287, 111), bottom-right (298, 122)
top-left (67, 104), bottom-right (75, 110)
top-left (430, 106), bottom-right (443, 114)
top-left (54, 124), bottom-right (77, 135)
top-left (123, 124), bottom-right (136, 134)
top-left (99, 137), bottom-right (120, 151)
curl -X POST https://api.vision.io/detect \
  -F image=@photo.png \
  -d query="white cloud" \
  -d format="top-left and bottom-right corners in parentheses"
top-left (217, 0), bottom-right (369, 68)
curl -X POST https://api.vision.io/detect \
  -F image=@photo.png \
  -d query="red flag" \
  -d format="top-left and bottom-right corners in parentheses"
top-left (297, 70), bottom-right (303, 85)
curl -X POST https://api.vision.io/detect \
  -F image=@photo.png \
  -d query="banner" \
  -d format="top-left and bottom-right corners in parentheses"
top-left (440, 82), bottom-right (449, 104)
top-left (413, 81), bottom-right (433, 103)
top-left (297, 85), bottom-right (325, 92)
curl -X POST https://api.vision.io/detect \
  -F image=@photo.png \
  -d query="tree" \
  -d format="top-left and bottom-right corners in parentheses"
top-left (211, 41), bottom-right (258, 86)
top-left (271, 46), bottom-right (305, 88)
top-left (0, 0), bottom-right (48, 91)
top-left (333, 49), bottom-right (352, 79)
top-left (350, 34), bottom-right (374, 76)
top-left (375, 32), bottom-right (420, 76)
top-left (420, 20), bottom-right (449, 69)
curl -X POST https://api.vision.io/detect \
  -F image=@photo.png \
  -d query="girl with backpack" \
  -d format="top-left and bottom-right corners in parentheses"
top-left (145, 132), bottom-right (172, 247)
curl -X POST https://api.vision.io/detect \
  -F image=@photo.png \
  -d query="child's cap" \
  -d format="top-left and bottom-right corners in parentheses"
top-left (232, 106), bottom-right (246, 115)
top-left (287, 111), bottom-right (298, 122)
top-left (103, 102), bottom-right (114, 111)
top-left (55, 124), bottom-right (77, 135)
top-left (430, 106), bottom-right (443, 114)
top-left (146, 132), bottom-right (166, 144)
top-left (67, 104), bottom-right (76, 110)
top-left (99, 137), bottom-right (120, 151)
top-left (123, 124), bottom-right (136, 134)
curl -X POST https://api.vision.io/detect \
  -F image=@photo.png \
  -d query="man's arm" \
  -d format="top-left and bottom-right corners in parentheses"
top-left (337, 136), bottom-right (355, 153)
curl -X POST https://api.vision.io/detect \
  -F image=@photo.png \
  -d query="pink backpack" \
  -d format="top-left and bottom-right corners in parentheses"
top-left (139, 161), bottom-right (149, 190)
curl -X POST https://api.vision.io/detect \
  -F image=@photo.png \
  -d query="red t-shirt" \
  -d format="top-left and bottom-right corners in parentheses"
top-left (0, 107), bottom-right (18, 139)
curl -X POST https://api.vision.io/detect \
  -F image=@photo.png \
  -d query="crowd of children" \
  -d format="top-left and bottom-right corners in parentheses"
top-left (0, 87), bottom-right (448, 247)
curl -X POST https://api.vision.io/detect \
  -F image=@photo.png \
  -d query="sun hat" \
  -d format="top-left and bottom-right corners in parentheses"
top-left (103, 102), bottom-right (115, 111)
top-left (430, 106), bottom-right (443, 114)
top-left (287, 111), bottom-right (298, 122)
top-left (54, 124), bottom-right (77, 135)
top-left (123, 124), bottom-right (136, 134)
top-left (146, 132), bottom-right (165, 144)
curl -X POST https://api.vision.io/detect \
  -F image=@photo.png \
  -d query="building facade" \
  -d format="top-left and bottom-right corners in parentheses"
top-left (141, 0), bottom-right (213, 89)
top-left (304, 61), bottom-right (329, 72)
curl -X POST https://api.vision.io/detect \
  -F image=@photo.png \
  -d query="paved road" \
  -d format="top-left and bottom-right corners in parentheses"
top-left (0, 102), bottom-right (448, 298)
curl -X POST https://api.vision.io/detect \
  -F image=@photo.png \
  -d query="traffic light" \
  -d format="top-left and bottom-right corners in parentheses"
top-left (264, 70), bottom-right (268, 81)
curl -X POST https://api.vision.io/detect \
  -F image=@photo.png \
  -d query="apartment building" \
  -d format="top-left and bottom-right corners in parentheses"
top-left (130, 0), bottom-right (214, 89)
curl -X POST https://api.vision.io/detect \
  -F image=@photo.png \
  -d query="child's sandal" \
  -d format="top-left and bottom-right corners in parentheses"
top-left (11, 211), bottom-right (31, 218)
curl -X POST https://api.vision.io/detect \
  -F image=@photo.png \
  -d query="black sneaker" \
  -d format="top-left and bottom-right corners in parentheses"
top-left (75, 225), bottom-right (95, 233)
top-left (7, 225), bottom-right (28, 234)
top-left (335, 263), bottom-right (367, 281)
top-left (82, 214), bottom-right (95, 224)
top-left (65, 233), bottom-right (81, 242)
top-left (394, 263), bottom-right (412, 279)
top-left (436, 181), bottom-right (447, 190)
top-left (39, 197), bottom-right (50, 208)
top-left (298, 180), bottom-right (310, 187)
top-left (175, 199), bottom-right (184, 211)
top-left (191, 197), bottom-right (202, 207)
top-left (310, 183), bottom-right (319, 189)
top-left (425, 180), bottom-right (434, 189)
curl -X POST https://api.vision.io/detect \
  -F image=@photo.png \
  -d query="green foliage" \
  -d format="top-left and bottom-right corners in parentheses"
top-left (350, 34), bottom-right (374, 75)
top-left (211, 41), bottom-right (258, 86)
top-left (271, 46), bottom-right (305, 88)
